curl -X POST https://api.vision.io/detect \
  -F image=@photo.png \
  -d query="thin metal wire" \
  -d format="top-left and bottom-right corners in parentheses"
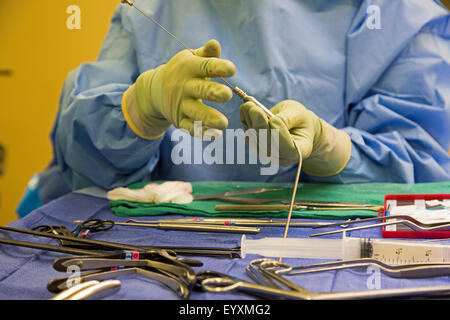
top-left (280, 140), bottom-right (303, 263)
top-left (123, 0), bottom-right (190, 51)
top-left (122, 0), bottom-right (234, 90)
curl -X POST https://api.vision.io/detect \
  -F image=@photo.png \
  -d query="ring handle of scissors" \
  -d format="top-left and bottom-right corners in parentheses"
top-left (257, 259), bottom-right (293, 275)
top-left (80, 219), bottom-right (115, 232)
top-left (201, 277), bottom-right (241, 292)
top-left (32, 225), bottom-right (72, 236)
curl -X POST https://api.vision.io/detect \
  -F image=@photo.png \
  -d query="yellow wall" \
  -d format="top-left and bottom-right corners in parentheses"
top-left (444, 0), bottom-right (450, 10)
top-left (0, 1), bottom-right (119, 225)
top-left (1, 1), bottom-right (449, 227)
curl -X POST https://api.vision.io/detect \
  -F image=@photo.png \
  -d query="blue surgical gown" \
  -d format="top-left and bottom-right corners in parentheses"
top-left (17, 0), bottom-right (450, 214)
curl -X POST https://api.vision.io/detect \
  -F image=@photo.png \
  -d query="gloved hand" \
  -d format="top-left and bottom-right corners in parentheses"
top-left (240, 100), bottom-right (352, 177)
top-left (122, 39), bottom-right (236, 140)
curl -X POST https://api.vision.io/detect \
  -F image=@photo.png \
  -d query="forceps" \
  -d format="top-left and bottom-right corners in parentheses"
top-left (0, 225), bottom-right (241, 258)
top-left (200, 273), bottom-right (311, 300)
top-left (309, 214), bottom-right (450, 237)
top-left (261, 258), bottom-right (450, 279)
top-left (201, 259), bottom-right (450, 300)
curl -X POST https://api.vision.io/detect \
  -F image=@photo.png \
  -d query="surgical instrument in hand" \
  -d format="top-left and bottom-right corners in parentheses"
top-left (120, 0), bottom-right (275, 119)
top-left (120, 0), bottom-right (303, 248)
top-left (73, 219), bottom-right (261, 234)
top-left (49, 280), bottom-right (121, 300)
top-left (310, 214), bottom-right (450, 237)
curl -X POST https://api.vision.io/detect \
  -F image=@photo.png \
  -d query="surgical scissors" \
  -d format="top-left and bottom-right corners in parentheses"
top-left (120, 0), bottom-right (302, 260)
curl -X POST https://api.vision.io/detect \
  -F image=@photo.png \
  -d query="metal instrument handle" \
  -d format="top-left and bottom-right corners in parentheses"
top-left (201, 277), bottom-right (310, 300)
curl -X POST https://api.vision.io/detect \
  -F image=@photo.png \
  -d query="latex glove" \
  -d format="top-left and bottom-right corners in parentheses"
top-left (122, 39), bottom-right (236, 140)
top-left (240, 100), bottom-right (352, 177)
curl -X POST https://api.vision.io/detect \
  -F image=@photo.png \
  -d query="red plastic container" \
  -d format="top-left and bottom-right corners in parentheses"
top-left (381, 194), bottom-right (450, 239)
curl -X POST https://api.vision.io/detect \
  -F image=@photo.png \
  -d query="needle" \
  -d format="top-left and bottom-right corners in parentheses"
top-left (120, 0), bottom-right (275, 118)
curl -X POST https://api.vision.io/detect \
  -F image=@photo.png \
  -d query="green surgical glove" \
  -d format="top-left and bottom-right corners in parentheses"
top-left (122, 39), bottom-right (236, 140)
top-left (240, 100), bottom-right (352, 177)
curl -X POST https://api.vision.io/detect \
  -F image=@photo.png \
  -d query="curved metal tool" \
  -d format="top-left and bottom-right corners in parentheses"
top-left (202, 259), bottom-right (450, 300)
top-left (310, 215), bottom-right (450, 237)
top-left (49, 267), bottom-right (190, 299)
top-left (262, 258), bottom-right (450, 279)
top-left (50, 280), bottom-right (121, 300)
top-left (59, 257), bottom-right (197, 285)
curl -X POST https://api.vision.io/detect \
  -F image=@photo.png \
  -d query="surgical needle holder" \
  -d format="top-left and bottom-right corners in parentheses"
top-left (120, 0), bottom-right (303, 246)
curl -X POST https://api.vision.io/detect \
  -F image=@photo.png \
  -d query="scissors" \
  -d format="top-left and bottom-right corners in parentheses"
top-left (268, 258), bottom-right (450, 279)
top-left (32, 219), bottom-right (115, 249)
top-left (199, 272), bottom-right (309, 300)
top-left (196, 267), bottom-right (308, 300)
top-left (73, 219), bottom-right (114, 238)
top-left (32, 225), bottom-right (73, 237)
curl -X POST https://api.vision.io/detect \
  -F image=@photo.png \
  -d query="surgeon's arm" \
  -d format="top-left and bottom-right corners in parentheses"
top-left (315, 8), bottom-right (450, 183)
top-left (240, 4), bottom-right (450, 183)
top-left (53, 6), bottom-right (161, 191)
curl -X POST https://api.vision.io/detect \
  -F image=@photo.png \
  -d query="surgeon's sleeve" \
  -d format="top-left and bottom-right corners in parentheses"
top-left (311, 4), bottom-right (450, 183)
top-left (53, 6), bottom-right (162, 191)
